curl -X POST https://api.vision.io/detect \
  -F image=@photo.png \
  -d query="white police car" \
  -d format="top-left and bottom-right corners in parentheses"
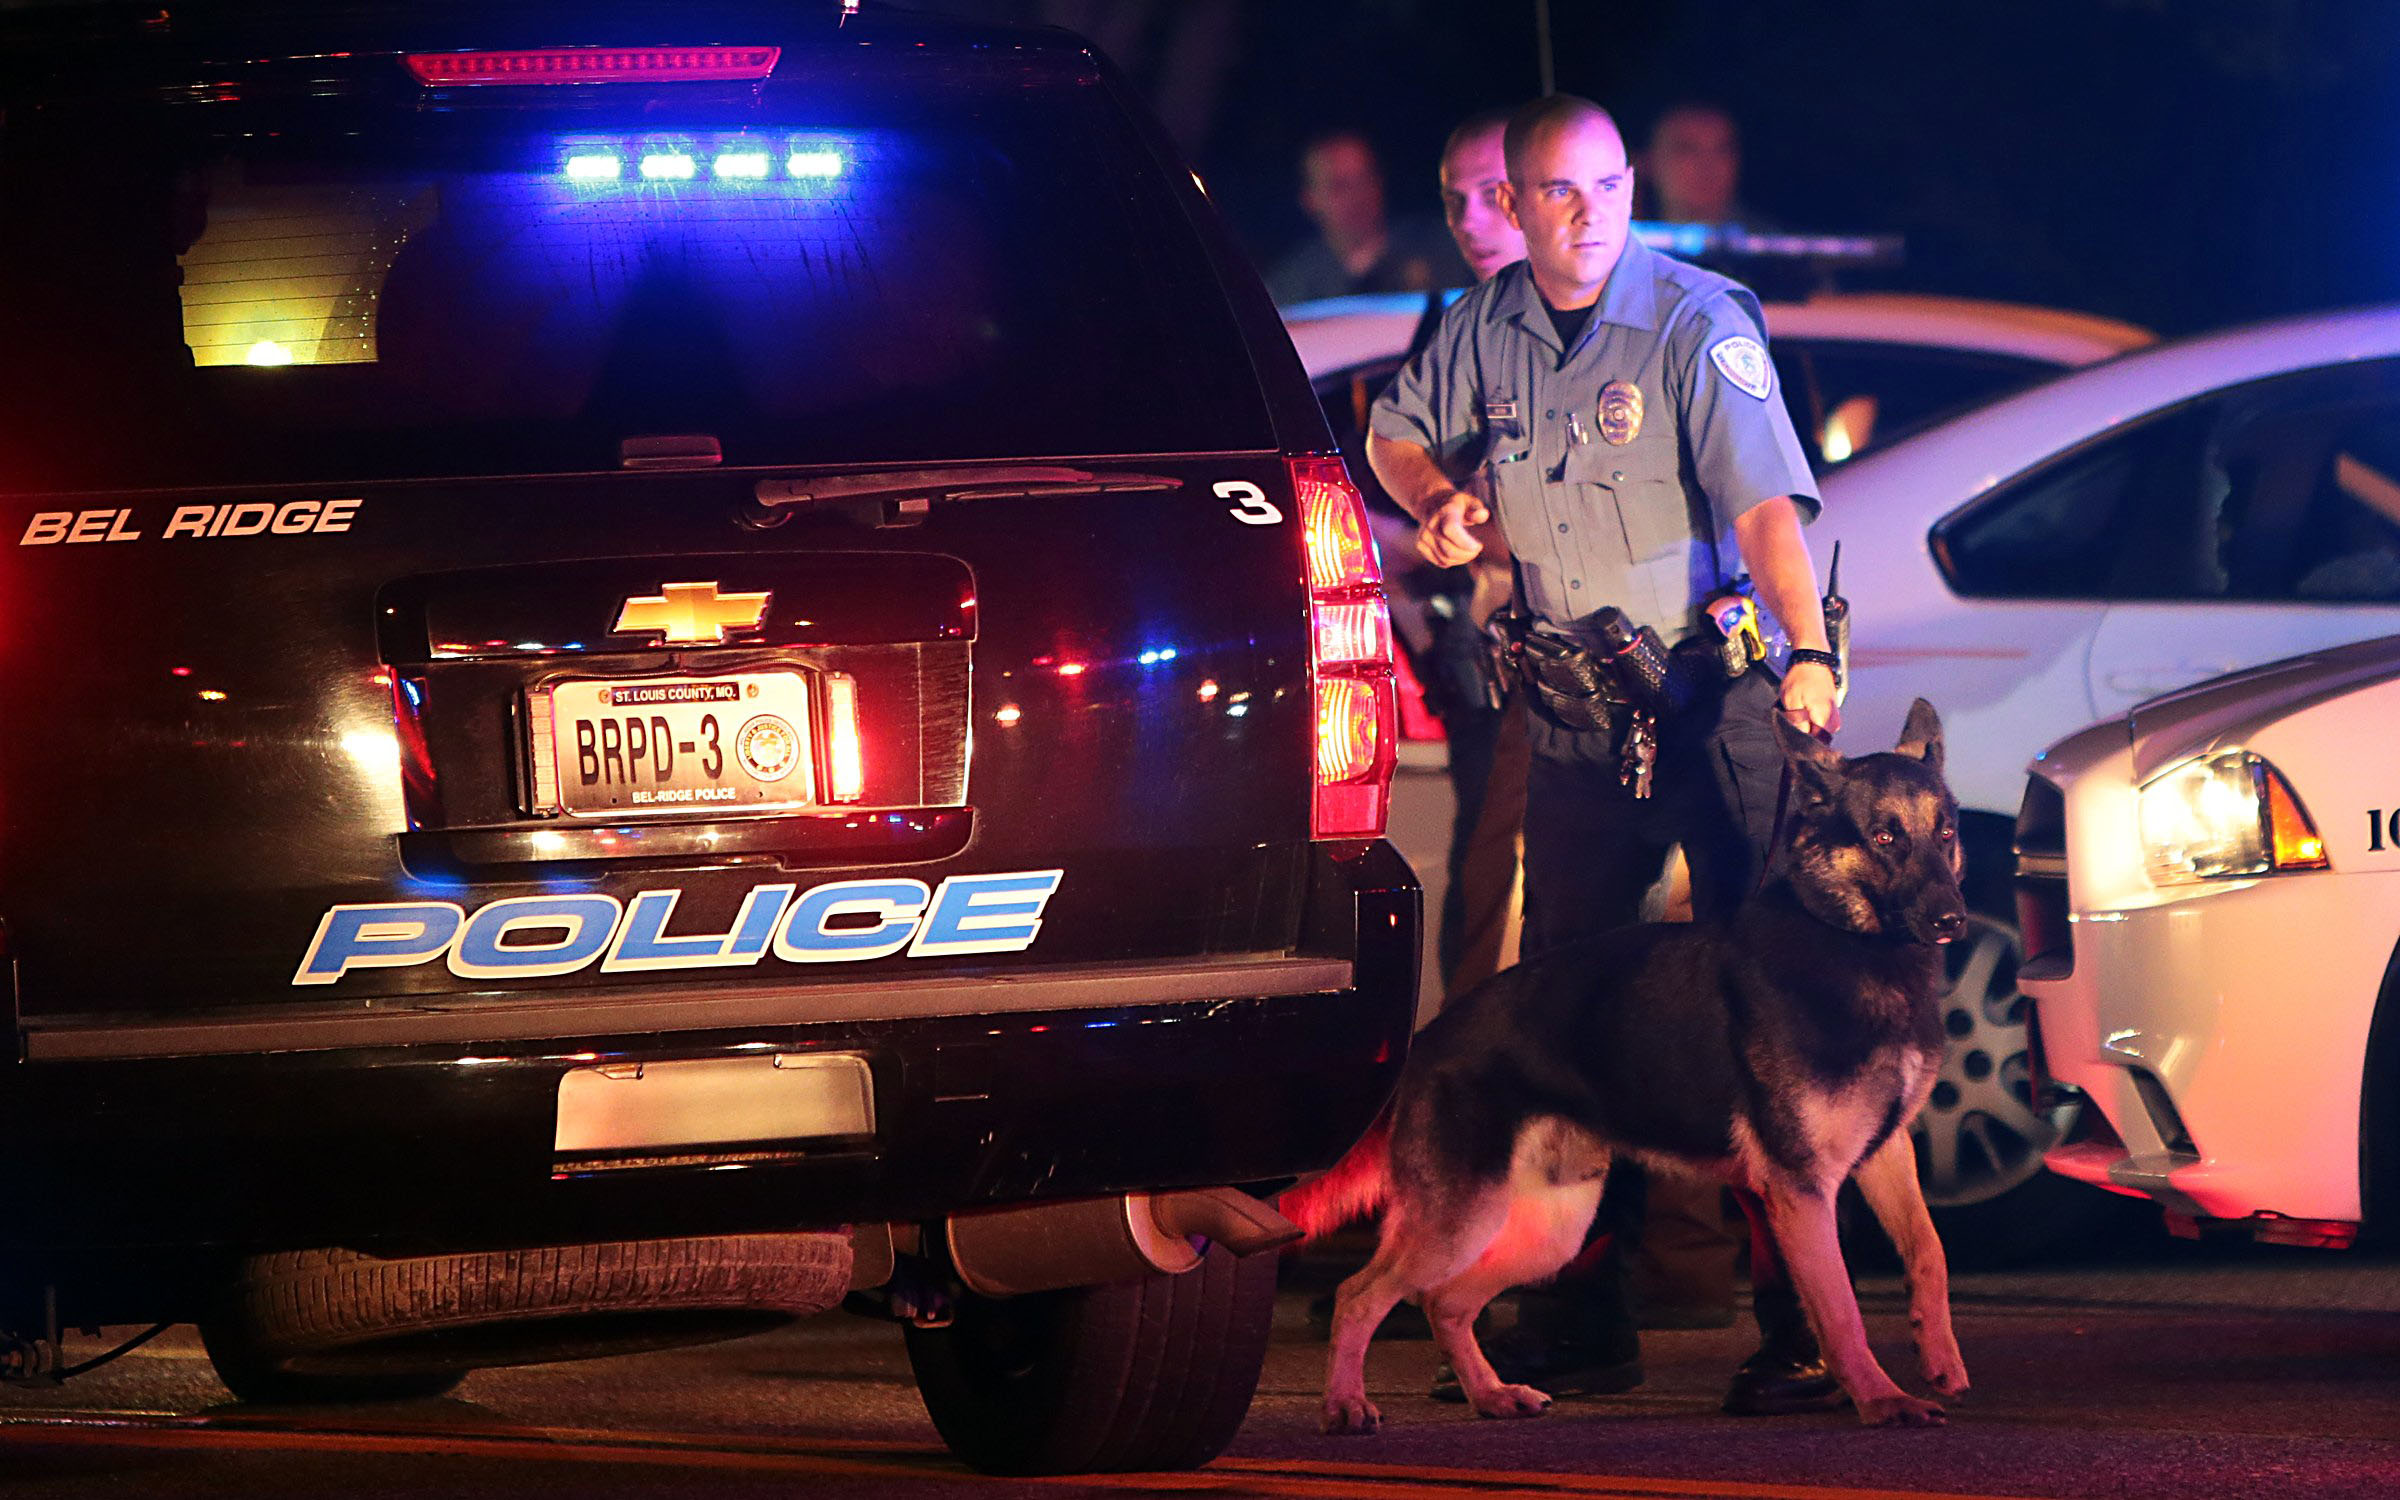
top-left (2018, 635), bottom-right (2400, 1249)
top-left (1805, 306), bottom-right (2400, 1248)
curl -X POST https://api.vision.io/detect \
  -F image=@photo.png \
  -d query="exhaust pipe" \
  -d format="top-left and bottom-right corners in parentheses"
top-left (943, 1188), bottom-right (1301, 1299)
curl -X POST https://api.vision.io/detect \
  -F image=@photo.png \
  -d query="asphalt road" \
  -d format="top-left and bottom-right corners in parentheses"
top-left (4, 1235), bottom-right (2398, 1499)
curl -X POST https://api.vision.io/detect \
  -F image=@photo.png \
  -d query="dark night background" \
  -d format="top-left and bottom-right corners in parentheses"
top-left (952, 0), bottom-right (2400, 336)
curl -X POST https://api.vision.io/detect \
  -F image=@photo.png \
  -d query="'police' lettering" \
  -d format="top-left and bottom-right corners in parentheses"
top-left (448, 894), bottom-right (623, 980)
top-left (603, 885), bottom-right (794, 972)
top-left (292, 902), bottom-right (466, 985)
top-left (908, 870), bottom-right (1065, 957)
top-left (290, 871), bottom-right (1063, 986)
top-left (774, 879), bottom-right (932, 963)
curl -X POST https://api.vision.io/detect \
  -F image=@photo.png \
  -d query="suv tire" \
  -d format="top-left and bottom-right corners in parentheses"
top-left (905, 1240), bottom-right (1276, 1475)
top-left (202, 1232), bottom-right (852, 1401)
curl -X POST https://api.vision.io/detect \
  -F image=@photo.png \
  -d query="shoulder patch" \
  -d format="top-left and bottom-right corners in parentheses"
top-left (1708, 335), bottom-right (1773, 400)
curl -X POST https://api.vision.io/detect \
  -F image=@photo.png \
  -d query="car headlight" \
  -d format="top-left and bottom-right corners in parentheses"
top-left (2137, 749), bottom-right (2327, 885)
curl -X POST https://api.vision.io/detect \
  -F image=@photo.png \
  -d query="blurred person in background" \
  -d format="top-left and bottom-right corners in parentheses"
top-left (1639, 101), bottom-right (1759, 226)
top-left (1639, 102), bottom-right (1822, 300)
top-left (1267, 129), bottom-right (1468, 304)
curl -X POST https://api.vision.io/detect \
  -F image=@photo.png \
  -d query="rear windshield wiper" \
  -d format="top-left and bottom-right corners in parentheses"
top-left (751, 466), bottom-right (1183, 525)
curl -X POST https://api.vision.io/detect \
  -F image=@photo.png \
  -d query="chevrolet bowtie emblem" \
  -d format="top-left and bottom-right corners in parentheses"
top-left (613, 582), bottom-right (772, 644)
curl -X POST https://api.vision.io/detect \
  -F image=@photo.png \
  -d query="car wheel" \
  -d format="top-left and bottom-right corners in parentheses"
top-left (201, 1232), bottom-right (852, 1402)
top-left (1911, 904), bottom-right (2139, 1264)
top-left (905, 1240), bottom-right (1277, 1475)
top-left (199, 1321), bottom-right (466, 1405)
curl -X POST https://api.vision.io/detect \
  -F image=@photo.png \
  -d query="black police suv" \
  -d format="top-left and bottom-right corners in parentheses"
top-left (0, 2), bottom-right (1417, 1474)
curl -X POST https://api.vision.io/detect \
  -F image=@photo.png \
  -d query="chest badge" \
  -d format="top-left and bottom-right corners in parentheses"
top-left (1597, 380), bottom-right (1644, 446)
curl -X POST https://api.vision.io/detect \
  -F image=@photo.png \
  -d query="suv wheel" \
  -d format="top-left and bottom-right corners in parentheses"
top-left (202, 1233), bottom-right (852, 1402)
top-left (905, 1241), bottom-right (1276, 1475)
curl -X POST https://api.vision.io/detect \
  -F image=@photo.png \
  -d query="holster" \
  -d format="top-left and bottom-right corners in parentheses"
top-left (1493, 610), bottom-right (1729, 735)
top-left (1493, 613), bottom-right (1622, 734)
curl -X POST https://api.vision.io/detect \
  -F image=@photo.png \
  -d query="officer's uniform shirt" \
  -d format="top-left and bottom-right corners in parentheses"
top-left (1370, 236), bottom-right (1817, 643)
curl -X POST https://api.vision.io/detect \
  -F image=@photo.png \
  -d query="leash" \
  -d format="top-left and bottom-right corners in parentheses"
top-left (1756, 717), bottom-right (1831, 897)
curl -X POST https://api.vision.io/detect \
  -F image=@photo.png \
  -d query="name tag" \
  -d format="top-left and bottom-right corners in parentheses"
top-left (1484, 401), bottom-right (1520, 422)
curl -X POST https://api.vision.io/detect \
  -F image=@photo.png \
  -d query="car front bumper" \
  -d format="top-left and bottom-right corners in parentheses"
top-left (2025, 819), bottom-right (2389, 1230)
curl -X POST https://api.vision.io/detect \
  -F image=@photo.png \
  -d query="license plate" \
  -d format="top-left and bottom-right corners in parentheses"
top-left (528, 672), bottom-right (815, 817)
top-left (554, 1053), bottom-right (875, 1162)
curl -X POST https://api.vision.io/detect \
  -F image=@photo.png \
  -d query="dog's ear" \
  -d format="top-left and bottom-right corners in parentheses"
top-left (1772, 708), bottom-right (1844, 800)
top-left (1896, 698), bottom-right (1945, 770)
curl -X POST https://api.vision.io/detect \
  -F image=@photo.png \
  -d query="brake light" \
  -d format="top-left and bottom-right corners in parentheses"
top-left (822, 672), bottom-right (865, 804)
top-left (403, 46), bottom-right (782, 86)
top-left (1294, 457), bottom-right (1397, 840)
top-left (1312, 599), bottom-right (1391, 668)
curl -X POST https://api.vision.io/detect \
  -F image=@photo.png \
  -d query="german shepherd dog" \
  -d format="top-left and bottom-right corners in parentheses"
top-left (1289, 701), bottom-right (1971, 1433)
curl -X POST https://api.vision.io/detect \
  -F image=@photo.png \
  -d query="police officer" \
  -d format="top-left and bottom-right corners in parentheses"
top-left (1366, 94), bottom-right (1844, 1416)
top-left (1416, 107), bottom-right (1525, 986)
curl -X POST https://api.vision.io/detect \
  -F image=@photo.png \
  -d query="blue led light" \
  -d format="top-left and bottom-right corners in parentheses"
top-left (557, 135), bottom-right (856, 184)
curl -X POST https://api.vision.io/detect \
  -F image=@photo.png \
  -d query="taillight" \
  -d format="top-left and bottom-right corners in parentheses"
top-left (1294, 456), bottom-right (1396, 840)
top-left (402, 46), bottom-right (781, 86)
top-left (821, 672), bottom-right (865, 805)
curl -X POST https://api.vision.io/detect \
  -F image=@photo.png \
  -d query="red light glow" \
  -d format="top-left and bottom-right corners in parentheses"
top-left (823, 673), bottom-right (865, 803)
top-left (1313, 598), bottom-right (1392, 669)
top-left (403, 46), bottom-right (781, 86)
top-left (1294, 457), bottom-right (1381, 592)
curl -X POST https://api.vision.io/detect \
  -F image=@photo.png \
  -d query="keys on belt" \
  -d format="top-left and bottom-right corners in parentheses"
top-left (1622, 709), bottom-right (1657, 799)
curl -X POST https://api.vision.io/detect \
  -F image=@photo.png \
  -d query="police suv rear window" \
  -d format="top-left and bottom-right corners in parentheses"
top-left (0, 49), bottom-right (1272, 491)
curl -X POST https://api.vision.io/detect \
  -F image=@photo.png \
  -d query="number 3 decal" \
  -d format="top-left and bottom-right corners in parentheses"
top-left (1215, 480), bottom-right (1284, 526)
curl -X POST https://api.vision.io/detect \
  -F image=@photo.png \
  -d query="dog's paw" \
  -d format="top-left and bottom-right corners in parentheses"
top-left (1320, 1396), bottom-right (1382, 1436)
top-left (1919, 1345), bottom-right (1970, 1399)
top-left (1470, 1383), bottom-right (1554, 1420)
top-left (1856, 1393), bottom-right (1946, 1428)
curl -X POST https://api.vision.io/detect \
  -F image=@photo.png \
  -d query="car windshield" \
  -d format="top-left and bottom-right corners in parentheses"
top-left (0, 50), bottom-right (1271, 492)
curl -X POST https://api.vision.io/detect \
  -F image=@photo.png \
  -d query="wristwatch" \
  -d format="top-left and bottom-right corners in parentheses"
top-left (1787, 647), bottom-right (1843, 684)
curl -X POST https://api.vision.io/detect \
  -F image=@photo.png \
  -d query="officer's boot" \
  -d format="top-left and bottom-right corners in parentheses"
top-left (1722, 1190), bottom-right (1847, 1416)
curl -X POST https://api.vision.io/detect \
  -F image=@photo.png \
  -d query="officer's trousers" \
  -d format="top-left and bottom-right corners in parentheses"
top-left (1518, 666), bottom-right (1784, 957)
top-left (1513, 666), bottom-right (1812, 1354)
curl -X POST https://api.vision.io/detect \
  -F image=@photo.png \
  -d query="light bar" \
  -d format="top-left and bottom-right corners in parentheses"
top-left (558, 136), bottom-right (849, 185)
top-left (1630, 219), bottom-right (1905, 267)
top-left (404, 46), bottom-right (782, 87)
